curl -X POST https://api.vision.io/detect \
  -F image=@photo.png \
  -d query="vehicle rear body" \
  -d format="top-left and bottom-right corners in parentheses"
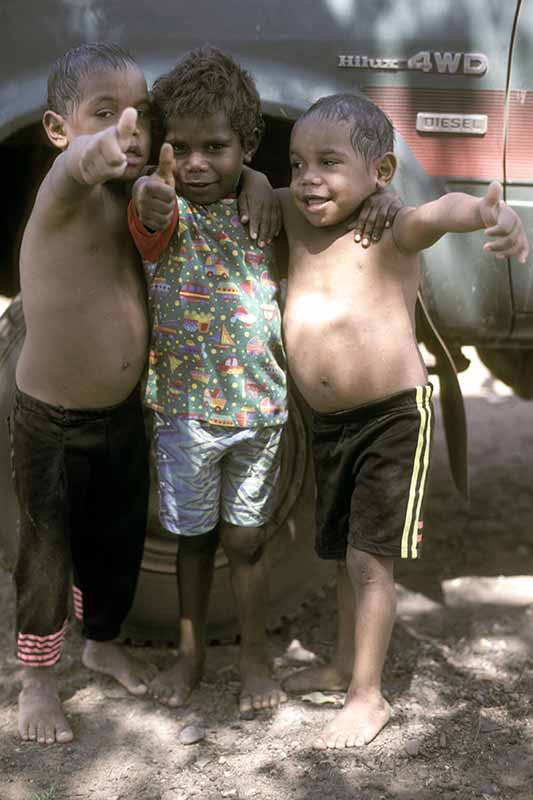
top-left (1, 1), bottom-right (532, 357)
top-left (0, 0), bottom-right (531, 638)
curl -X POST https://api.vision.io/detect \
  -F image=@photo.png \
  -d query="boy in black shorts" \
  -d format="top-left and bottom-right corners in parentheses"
top-left (277, 93), bottom-right (528, 749)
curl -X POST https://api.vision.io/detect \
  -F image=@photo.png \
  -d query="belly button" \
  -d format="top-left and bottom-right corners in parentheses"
top-left (122, 360), bottom-right (130, 370)
top-left (320, 377), bottom-right (329, 387)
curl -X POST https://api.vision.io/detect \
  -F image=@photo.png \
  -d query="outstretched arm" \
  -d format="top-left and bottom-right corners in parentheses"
top-left (393, 181), bottom-right (529, 263)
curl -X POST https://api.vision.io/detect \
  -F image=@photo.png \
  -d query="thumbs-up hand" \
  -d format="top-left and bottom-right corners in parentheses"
top-left (78, 107), bottom-right (139, 185)
top-left (480, 180), bottom-right (529, 264)
top-left (133, 143), bottom-right (177, 231)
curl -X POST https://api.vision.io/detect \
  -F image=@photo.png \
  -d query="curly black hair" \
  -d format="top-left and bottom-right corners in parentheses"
top-left (298, 93), bottom-right (394, 167)
top-left (151, 46), bottom-right (264, 155)
top-left (47, 42), bottom-right (139, 116)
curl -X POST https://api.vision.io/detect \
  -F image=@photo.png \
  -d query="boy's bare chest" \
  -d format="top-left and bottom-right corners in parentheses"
top-left (63, 191), bottom-right (133, 271)
top-left (288, 233), bottom-right (388, 301)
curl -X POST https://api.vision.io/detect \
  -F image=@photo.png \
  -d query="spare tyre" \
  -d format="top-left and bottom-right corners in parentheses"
top-left (0, 297), bottom-right (333, 643)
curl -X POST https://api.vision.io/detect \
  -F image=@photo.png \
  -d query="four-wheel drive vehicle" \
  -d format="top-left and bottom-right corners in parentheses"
top-left (1, 0), bottom-right (532, 641)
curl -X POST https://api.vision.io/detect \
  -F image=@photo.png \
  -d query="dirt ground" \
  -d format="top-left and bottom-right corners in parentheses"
top-left (1, 349), bottom-right (533, 800)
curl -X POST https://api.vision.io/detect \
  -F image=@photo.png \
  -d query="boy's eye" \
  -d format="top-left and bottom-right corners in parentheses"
top-left (290, 161), bottom-right (302, 170)
top-left (322, 159), bottom-right (339, 167)
top-left (95, 110), bottom-right (115, 119)
top-left (172, 144), bottom-right (187, 155)
top-left (207, 143), bottom-right (225, 152)
top-left (137, 107), bottom-right (151, 119)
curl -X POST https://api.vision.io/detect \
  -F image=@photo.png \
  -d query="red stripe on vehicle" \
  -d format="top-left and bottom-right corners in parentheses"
top-left (364, 87), bottom-right (533, 181)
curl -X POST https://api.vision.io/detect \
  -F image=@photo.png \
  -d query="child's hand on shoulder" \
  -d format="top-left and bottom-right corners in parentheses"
top-left (133, 143), bottom-right (176, 231)
top-left (348, 188), bottom-right (403, 247)
top-left (480, 181), bottom-right (529, 264)
top-left (77, 107), bottom-right (138, 186)
top-left (239, 167), bottom-right (282, 248)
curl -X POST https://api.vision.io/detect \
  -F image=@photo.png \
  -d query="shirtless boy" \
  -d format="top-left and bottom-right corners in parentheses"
top-left (12, 41), bottom-right (280, 744)
top-left (10, 43), bottom-right (155, 745)
top-left (278, 93), bottom-right (529, 749)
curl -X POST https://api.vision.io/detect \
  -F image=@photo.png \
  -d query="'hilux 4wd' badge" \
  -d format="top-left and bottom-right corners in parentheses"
top-left (338, 51), bottom-right (488, 76)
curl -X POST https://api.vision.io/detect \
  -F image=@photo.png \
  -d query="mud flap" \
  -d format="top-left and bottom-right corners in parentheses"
top-left (416, 292), bottom-right (468, 499)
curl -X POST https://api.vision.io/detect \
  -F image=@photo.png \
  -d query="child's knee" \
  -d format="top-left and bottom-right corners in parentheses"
top-left (346, 546), bottom-right (394, 587)
top-left (220, 522), bottom-right (264, 565)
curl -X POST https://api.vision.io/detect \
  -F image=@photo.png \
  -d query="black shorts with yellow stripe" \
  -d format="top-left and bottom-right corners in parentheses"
top-left (312, 383), bottom-right (434, 561)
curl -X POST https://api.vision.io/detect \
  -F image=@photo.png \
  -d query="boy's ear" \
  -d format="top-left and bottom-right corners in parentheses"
top-left (42, 110), bottom-right (69, 150)
top-left (374, 152), bottom-right (397, 188)
top-left (243, 128), bottom-right (261, 164)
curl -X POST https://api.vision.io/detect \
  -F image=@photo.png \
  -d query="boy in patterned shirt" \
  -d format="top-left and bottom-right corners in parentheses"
top-left (130, 49), bottom-right (397, 715)
top-left (129, 47), bottom-right (288, 714)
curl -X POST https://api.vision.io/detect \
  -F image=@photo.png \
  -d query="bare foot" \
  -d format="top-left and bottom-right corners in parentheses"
top-left (240, 647), bottom-right (287, 713)
top-left (313, 689), bottom-right (391, 749)
top-left (18, 669), bottom-right (73, 745)
top-left (149, 654), bottom-right (204, 707)
top-left (82, 640), bottom-right (155, 696)
top-left (283, 662), bottom-right (351, 694)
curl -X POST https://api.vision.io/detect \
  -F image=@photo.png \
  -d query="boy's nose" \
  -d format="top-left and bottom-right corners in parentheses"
top-left (301, 170), bottom-right (321, 185)
top-left (186, 152), bottom-right (209, 172)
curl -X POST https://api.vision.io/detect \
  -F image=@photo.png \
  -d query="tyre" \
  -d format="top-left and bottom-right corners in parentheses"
top-left (0, 297), bottom-right (333, 642)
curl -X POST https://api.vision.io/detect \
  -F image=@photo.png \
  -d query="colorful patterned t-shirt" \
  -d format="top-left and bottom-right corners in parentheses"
top-left (134, 195), bottom-right (287, 428)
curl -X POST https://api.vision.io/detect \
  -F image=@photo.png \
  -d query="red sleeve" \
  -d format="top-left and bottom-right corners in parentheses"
top-left (127, 198), bottom-right (179, 262)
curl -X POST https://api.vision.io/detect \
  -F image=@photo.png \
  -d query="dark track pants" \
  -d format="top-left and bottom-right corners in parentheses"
top-left (9, 386), bottom-right (149, 666)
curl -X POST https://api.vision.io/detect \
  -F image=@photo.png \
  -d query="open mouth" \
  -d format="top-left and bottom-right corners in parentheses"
top-left (126, 148), bottom-right (144, 165)
top-left (302, 195), bottom-right (330, 209)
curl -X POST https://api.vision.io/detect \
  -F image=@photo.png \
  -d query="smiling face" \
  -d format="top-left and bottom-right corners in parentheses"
top-left (165, 111), bottom-right (253, 205)
top-left (57, 65), bottom-right (151, 180)
top-left (290, 115), bottom-right (380, 228)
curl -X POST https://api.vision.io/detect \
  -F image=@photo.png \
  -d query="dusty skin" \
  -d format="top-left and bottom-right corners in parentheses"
top-left (2, 361), bottom-right (533, 799)
top-left (81, 640), bottom-right (156, 697)
top-left (148, 653), bottom-right (204, 708)
top-left (18, 669), bottom-right (73, 745)
top-left (148, 644), bottom-right (287, 713)
top-left (18, 639), bottom-right (155, 746)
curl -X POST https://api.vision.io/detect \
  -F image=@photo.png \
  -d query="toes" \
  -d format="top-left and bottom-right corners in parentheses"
top-left (45, 724), bottom-right (56, 744)
top-left (36, 722), bottom-right (46, 744)
top-left (27, 722), bottom-right (37, 741)
top-left (269, 690), bottom-right (287, 708)
top-left (149, 681), bottom-right (169, 701)
top-left (313, 736), bottom-right (327, 750)
top-left (155, 691), bottom-right (172, 706)
top-left (166, 691), bottom-right (189, 708)
top-left (346, 733), bottom-right (359, 748)
top-left (57, 727), bottom-right (74, 744)
top-left (127, 682), bottom-right (148, 697)
top-left (240, 695), bottom-right (253, 714)
top-left (333, 734), bottom-right (347, 749)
